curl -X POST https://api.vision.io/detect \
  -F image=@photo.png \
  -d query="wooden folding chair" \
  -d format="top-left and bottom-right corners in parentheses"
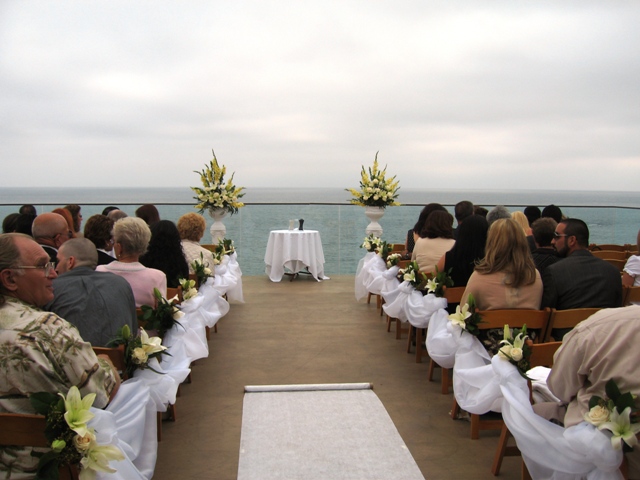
top-left (491, 341), bottom-right (562, 476)
top-left (603, 258), bottom-right (626, 272)
top-left (452, 308), bottom-right (551, 439)
top-left (427, 286), bottom-right (465, 393)
top-left (0, 413), bottom-right (80, 479)
top-left (167, 286), bottom-right (183, 303)
top-left (544, 307), bottom-right (601, 342)
top-left (200, 244), bottom-right (216, 252)
top-left (622, 285), bottom-right (640, 306)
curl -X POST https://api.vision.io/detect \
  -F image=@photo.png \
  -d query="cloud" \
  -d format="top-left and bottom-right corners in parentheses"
top-left (1, 1), bottom-right (639, 191)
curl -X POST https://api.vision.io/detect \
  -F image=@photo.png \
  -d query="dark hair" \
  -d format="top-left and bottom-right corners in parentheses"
top-left (102, 206), bottom-right (120, 216)
top-left (474, 206), bottom-right (488, 218)
top-left (84, 214), bottom-right (114, 250)
top-left (135, 204), bottom-right (161, 226)
top-left (2, 213), bottom-right (20, 233)
top-left (139, 220), bottom-right (189, 288)
top-left (454, 201), bottom-right (474, 222)
top-left (14, 214), bottom-right (36, 236)
top-left (64, 204), bottom-right (82, 232)
top-left (523, 206), bottom-right (541, 226)
top-left (19, 204), bottom-right (37, 216)
top-left (541, 204), bottom-right (563, 223)
top-left (422, 210), bottom-right (454, 239)
top-left (413, 203), bottom-right (447, 238)
top-left (531, 217), bottom-right (557, 247)
top-left (446, 215), bottom-right (488, 285)
top-left (561, 218), bottom-right (589, 248)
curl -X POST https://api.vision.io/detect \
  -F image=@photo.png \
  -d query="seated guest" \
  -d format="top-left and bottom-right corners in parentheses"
top-left (486, 205), bottom-right (510, 226)
top-left (623, 228), bottom-right (640, 288)
top-left (140, 220), bottom-right (189, 288)
top-left (18, 204), bottom-right (37, 216)
top-left (453, 200), bottom-right (474, 239)
top-left (64, 204), bottom-right (83, 236)
top-left (404, 203), bottom-right (447, 259)
top-left (530, 217), bottom-right (559, 275)
top-left (135, 204), bottom-right (160, 226)
top-left (537, 307), bottom-right (640, 478)
top-left (108, 208), bottom-right (128, 222)
top-left (97, 217), bottom-right (167, 307)
top-left (177, 212), bottom-right (217, 273)
top-left (45, 238), bottom-right (137, 347)
top-left (84, 214), bottom-right (116, 265)
top-left (14, 213), bottom-right (36, 236)
top-left (512, 210), bottom-right (535, 251)
top-left (474, 206), bottom-right (488, 218)
top-left (2, 213), bottom-right (20, 233)
top-left (52, 207), bottom-right (77, 239)
top-left (102, 205), bottom-right (120, 216)
top-left (541, 218), bottom-right (622, 311)
top-left (0, 233), bottom-right (120, 476)
top-left (436, 214), bottom-right (488, 287)
top-left (412, 210), bottom-right (455, 274)
top-left (461, 218), bottom-right (543, 353)
top-left (524, 205), bottom-right (541, 227)
top-left (32, 212), bottom-right (73, 263)
top-left (541, 204), bottom-right (563, 223)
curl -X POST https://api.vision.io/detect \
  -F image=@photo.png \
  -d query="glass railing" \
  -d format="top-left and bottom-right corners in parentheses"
top-left (2, 203), bottom-right (639, 276)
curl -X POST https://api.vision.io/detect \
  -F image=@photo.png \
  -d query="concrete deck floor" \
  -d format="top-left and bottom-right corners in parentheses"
top-left (153, 275), bottom-right (521, 480)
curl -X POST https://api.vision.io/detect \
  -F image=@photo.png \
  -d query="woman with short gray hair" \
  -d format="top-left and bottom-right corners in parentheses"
top-left (96, 217), bottom-right (166, 307)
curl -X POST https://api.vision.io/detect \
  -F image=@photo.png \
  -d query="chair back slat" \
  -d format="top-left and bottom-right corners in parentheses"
top-left (528, 341), bottom-right (562, 368)
top-left (603, 258), bottom-right (626, 272)
top-left (200, 244), bottom-right (216, 253)
top-left (390, 243), bottom-right (405, 253)
top-left (93, 345), bottom-right (128, 380)
top-left (443, 286), bottom-right (465, 304)
top-left (0, 413), bottom-right (48, 447)
top-left (477, 309), bottom-right (551, 342)
top-left (589, 243), bottom-right (627, 252)
top-left (166, 286), bottom-right (183, 303)
top-left (591, 250), bottom-right (627, 260)
top-left (544, 308), bottom-right (601, 342)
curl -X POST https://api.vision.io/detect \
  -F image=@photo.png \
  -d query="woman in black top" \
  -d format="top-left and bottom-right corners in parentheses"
top-left (140, 220), bottom-right (189, 288)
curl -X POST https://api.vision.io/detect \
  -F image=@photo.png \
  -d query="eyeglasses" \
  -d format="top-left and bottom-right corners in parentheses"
top-left (553, 232), bottom-right (569, 239)
top-left (14, 262), bottom-right (56, 276)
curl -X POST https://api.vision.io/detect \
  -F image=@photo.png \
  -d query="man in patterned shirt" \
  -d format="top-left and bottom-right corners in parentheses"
top-left (0, 233), bottom-right (120, 478)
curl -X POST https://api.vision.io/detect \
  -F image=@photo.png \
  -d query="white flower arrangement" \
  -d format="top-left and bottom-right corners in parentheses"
top-left (179, 278), bottom-right (198, 301)
top-left (361, 234), bottom-right (382, 252)
top-left (346, 152), bottom-right (400, 209)
top-left (192, 150), bottom-right (245, 215)
top-left (386, 253), bottom-right (402, 268)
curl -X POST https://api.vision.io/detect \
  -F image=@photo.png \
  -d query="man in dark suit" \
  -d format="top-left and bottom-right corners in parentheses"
top-left (31, 212), bottom-right (72, 264)
top-left (541, 218), bottom-right (622, 311)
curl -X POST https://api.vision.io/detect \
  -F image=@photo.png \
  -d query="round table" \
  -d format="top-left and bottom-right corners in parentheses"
top-left (264, 230), bottom-right (329, 282)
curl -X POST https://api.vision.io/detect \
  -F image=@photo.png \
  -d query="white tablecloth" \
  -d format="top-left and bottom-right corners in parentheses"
top-left (264, 230), bottom-right (328, 282)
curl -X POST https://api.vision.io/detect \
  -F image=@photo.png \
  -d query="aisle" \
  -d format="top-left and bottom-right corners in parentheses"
top-left (153, 275), bottom-right (520, 480)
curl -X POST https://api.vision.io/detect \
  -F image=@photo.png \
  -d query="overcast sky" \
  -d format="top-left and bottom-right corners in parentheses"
top-left (1, 1), bottom-right (639, 191)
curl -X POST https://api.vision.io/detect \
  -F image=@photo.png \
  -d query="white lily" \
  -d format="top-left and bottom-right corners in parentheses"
top-left (60, 386), bottom-right (95, 437)
top-left (79, 441), bottom-right (125, 479)
top-left (139, 328), bottom-right (167, 355)
top-left (449, 303), bottom-right (471, 329)
top-left (425, 278), bottom-right (438, 294)
top-left (598, 407), bottom-right (640, 450)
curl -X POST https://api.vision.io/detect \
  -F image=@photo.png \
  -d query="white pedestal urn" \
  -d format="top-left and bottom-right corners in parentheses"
top-left (364, 206), bottom-right (384, 237)
top-left (208, 208), bottom-right (227, 244)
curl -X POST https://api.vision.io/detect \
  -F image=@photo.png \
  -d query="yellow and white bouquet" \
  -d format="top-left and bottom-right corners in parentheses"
top-left (192, 150), bottom-right (245, 215)
top-left (346, 152), bottom-right (401, 208)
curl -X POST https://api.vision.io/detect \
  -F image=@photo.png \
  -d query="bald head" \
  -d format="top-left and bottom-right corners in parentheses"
top-left (57, 238), bottom-right (98, 274)
top-left (32, 213), bottom-right (71, 248)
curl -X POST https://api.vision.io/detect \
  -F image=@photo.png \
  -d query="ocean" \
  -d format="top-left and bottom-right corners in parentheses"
top-left (2, 187), bottom-right (639, 276)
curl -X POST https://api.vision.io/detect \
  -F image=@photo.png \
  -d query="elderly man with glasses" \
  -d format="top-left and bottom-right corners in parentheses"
top-left (31, 212), bottom-right (72, 264)
top-left (0, 233), bottom-right (120, 477)
top-left (541, 218), bottom-right (622, 317)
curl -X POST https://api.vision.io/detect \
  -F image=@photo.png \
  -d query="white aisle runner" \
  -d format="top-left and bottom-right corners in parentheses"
top-left (238, 383), bottom-right (425, 480)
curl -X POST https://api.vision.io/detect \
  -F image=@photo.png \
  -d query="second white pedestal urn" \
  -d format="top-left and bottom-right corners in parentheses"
top-left (208, 208), bottom-right (227, 243)
top-left (364, 206), bottom-right (384, 237)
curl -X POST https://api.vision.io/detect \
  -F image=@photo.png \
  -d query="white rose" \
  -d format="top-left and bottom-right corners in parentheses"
top-left (204, 267), bottom-right (212, 275)
top-left (73, 431), bottom-right (96, 451)
top-left (132, 347), bottom-right (148, 364)
top-left (498, 345), bottom-right (512, 360)
top-left (510, 347), bottom-right (523, 362)
top-left (584, 405), bottom-right (610, 426)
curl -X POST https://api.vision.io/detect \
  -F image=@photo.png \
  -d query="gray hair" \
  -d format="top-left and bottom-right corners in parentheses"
top-left (113, 217), bottom-right (151, 256)
top-left (0, 233), bottom-right (30, 304)
top-left (486, 205), bottom-right (511, 226)
top-left (59, 238), bottom-right (98, 269)
top-left (107, 209), bottom-right (128, 222)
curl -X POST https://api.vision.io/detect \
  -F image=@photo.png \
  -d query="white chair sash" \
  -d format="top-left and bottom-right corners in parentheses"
top-left (493, 356), bottom-right (623, 480)
top-left (426, 309), bottom-right (459, 369)
top-left (355, 252), bottom-right (378, 301)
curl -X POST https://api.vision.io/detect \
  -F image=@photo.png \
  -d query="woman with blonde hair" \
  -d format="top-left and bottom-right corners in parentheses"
top-left (461, 218), bottom-right (541, 311)
top-left (511, 211), bottom-right (532, 236)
